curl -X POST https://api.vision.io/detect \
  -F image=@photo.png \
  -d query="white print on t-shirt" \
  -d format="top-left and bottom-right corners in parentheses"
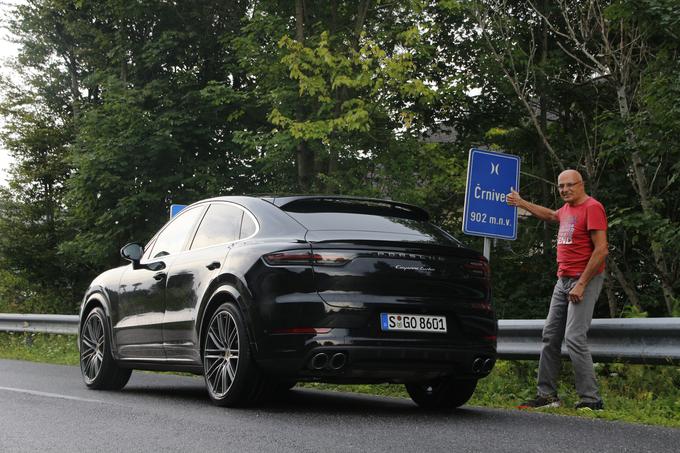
top-left (557, 215), bottom-right (577, 245)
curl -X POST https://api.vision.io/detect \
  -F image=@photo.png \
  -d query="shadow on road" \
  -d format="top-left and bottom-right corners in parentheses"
top-left (119, 379), bottom-right (486, 419)
top-left (266, 388), bottom-right (486, 419)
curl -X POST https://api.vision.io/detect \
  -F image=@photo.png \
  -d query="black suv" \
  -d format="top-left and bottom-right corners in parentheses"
top-left (78, 196), bottom-right (496, 409)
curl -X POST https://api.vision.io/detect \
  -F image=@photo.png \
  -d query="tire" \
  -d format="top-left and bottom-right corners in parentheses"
top-left (406, 378), bottom-right (477, 410)
top-left (202, 302), bottom-right (265, 406)
top-left (80, 307), bottom-right (132, 390)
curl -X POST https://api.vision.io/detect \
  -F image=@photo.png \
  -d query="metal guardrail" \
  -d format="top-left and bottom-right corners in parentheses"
top-left (1, 313), bottom-right (679, 365)
top-left (0, 313), bottom-right (79, 335)
top-left (497, 318), bottom-right (680, 365)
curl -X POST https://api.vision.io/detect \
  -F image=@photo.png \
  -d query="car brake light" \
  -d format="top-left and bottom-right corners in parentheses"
top-left (263, 250), bottom-right (355, 266)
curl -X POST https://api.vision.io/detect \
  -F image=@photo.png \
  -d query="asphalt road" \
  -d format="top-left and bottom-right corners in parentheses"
top-left (0, 359), bottom-right (678, 453)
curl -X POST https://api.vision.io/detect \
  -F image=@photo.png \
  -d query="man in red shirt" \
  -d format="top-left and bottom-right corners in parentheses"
top-left (507, 169), bottom-right (609, 411)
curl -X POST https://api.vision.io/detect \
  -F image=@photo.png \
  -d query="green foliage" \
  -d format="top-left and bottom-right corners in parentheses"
top-left (273, 30), bottom-right (435, 143)
top-left (0, 332), bottom-right (79, 365)
top-left (621, 304), bottom-right (649, 319)
top-left (471, 360), bottom-right (680, 428)
top-left (0, 0), bottom-right (679, 317)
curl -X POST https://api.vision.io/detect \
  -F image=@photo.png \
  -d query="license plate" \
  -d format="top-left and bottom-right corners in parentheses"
top-left (380, 313), bottom-right (447, 333)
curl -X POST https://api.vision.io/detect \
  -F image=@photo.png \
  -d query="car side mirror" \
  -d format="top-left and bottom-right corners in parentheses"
top-left (120, 242), bottom-right (144, 269)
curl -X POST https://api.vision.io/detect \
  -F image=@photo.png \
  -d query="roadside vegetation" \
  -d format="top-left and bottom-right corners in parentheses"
top-left (1, 0), bottom-right (679, 319)
top-left (2, 332), bottom-right (678, 428)
top-left (0, 0), bottom-right (678, 429)
top-left (0, 332), bottom-right (79, 366)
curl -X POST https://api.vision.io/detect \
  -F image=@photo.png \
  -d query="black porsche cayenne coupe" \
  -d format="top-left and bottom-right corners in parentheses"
top-left (78, 196), bottom-right (496, 408)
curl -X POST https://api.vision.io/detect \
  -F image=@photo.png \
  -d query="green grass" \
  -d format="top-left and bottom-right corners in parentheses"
top-left (2, 332), bottom-right (679, 428)
top-left (0, 332), bottom-right (79, 366)
top-left (304, 361), bottom-right (680, 428)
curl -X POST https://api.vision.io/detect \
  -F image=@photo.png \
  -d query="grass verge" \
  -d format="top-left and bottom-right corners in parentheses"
top-left (2, 332), bottom-right (678, 428)
top-left (0, 332), bottom-right (79, 366)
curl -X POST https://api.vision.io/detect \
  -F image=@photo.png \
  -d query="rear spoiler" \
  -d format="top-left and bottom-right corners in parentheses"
top-left (262, 196), bottom-right (430, 221)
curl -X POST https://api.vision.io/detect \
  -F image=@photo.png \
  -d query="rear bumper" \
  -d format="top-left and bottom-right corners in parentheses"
top-left (256, 330), bottom-right (497, 383)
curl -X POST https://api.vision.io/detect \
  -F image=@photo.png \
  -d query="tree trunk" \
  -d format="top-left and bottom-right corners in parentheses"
top-left (67, 52), bottom-right (80, 121)
top-left (537, 6), bottom-right (552, 257)
top-left (324, 0), bottom-right (371, 191)
top-left (603, 267), bottom-right (618, 318)
top-left (325, 0), bottom-right (340, 191)
top-left (294, 0), bottom-right (314, 191)
top-left (352, 0), bottom-right (371, 50)
top-left (608, 255), bottom-right (641, 312)
top-left (616, 85), bottom-right (675, 315)
top-left (121, 59), bottom-right (128, 83)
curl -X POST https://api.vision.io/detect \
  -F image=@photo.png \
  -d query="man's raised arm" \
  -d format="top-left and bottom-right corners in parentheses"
top-left (506, 188), bottom-right (559, 223)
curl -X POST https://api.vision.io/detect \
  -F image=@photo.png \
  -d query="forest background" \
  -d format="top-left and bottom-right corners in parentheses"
top-left (0, 0), bottom-right (678, 319)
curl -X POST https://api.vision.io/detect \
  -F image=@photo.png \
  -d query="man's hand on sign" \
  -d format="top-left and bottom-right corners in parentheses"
top-left (506, 188), bottom-right (523, 207)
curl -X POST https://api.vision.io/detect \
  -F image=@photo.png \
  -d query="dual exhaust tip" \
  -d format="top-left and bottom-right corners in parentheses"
top-left (311, 352), bottom-right (346, 371)
top-left (472, 357), bottom-right (495, 374)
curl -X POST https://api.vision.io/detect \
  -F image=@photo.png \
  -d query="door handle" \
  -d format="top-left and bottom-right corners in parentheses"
top-left (206, 261), bottom-right (221, 270)
top-left (153, 272), bottom-right (166, 281)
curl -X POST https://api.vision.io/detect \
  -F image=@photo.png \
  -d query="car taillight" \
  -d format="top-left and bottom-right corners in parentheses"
top-left (464, 259), bottom-right (490, 277)
top-left (263, 250), bottom-right (316, 266)
top-left (471, 302), bottom-right (493, 311)
top-left (262, 250), bottom-right (355, 266)
top-left (314, 251), bottom-right (357, 265)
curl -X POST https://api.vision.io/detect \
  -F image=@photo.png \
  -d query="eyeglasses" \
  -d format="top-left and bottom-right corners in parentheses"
top-left (557, 181), bottom-right (582, 190)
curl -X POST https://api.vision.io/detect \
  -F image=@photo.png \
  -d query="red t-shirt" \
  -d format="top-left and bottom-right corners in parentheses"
top-left (556, 196), bottom-right (607, 277)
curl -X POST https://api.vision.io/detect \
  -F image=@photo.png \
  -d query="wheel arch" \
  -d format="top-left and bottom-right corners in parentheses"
top-left (197, 279), bottom-right (259, 360)
top-left (80, 292), bottom-right (117, 356)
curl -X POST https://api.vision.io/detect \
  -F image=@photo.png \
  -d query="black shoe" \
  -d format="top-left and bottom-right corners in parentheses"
top-left (517, 395), bottom-right (561, 409)
top-left (575, 400), bottom-right (604, 411)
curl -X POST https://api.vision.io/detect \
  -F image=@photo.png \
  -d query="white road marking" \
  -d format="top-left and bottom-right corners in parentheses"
top-left (0, 386), bottom-right (108, 405)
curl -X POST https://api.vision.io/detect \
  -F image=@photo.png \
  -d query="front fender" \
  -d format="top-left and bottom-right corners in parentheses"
top-left (78, 290), bottom-right (117, 356)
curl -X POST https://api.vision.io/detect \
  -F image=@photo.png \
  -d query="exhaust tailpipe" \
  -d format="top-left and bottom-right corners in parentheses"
top-left (329, 353), bottom-right (346, 370)
top-left (481, 358), bottom-right (495, 373)
top-left (472, 357), bottom-right (484, 374)
top-left (311, 353), bottom-right (329, 370)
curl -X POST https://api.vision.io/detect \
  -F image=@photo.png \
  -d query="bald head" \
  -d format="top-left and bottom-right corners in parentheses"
top-left (557, 169), bottom-right (587, 205)
top-left (558, 169), bottom-right (583, 182)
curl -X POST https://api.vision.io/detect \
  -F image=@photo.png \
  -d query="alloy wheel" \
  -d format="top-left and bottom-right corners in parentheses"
top-left (81, 313), bottom-right (105, 382)
top-left (204, 310), bottom-right (240, 398)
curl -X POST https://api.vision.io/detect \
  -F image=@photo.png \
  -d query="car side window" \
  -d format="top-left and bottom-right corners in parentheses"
top-left (240, 212), bottom-right (257, 239)
top-left (148, 207), bottom-right (204, 258)
top-left (190, 203), bottom-right (244, 250)
top-left (141, 238), bottom-right (157, 261)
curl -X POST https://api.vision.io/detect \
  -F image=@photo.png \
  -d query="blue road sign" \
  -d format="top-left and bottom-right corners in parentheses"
top-left (170, 204), bottom-right (187, 219)
top-left (463, 148), bottom-right (520, 240)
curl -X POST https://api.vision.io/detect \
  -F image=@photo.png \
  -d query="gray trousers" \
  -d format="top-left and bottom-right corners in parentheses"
top-left (537, 273), bottom-right (605, 403)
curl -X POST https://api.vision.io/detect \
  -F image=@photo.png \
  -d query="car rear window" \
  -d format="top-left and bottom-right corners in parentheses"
top-left (284, 211), bottom-right (460, 245)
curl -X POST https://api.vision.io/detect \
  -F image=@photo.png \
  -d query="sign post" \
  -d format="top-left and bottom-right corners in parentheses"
top-left (463, 148), bottom-right (520, 261)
